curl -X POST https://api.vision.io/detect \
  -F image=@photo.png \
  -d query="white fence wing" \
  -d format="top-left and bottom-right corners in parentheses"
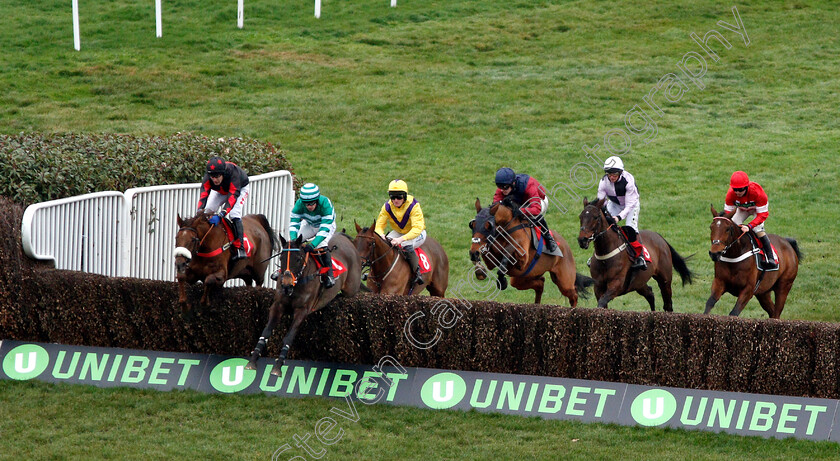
top-left (21, 192), bottom-right (128, 277)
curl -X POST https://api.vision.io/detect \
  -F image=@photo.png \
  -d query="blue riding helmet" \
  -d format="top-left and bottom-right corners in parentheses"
top-left (495, 167), bottom-right (516, 187)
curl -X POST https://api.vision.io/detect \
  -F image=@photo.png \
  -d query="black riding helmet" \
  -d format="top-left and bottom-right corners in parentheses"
top-left (206, 156), bottom-right (226, 176)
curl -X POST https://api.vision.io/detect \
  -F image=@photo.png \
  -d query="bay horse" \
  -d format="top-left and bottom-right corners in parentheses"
top-left (246, 233), bottom-right (361, 374)
top-left (706, 205), bottom-right (801, 318)
top-left (470, 198), bottom-right (593, 306)
top-left (353, 222), bottom-right (448, 297)
top-left (578, 198), bottom-right (693, 310)
top-left (174, 211), bottom-right (277, 312)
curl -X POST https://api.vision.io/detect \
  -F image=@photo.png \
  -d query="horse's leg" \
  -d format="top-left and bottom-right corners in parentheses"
top-left (549, 269), bottom-right (578, 308)
top-left (771, 280), bottom-right (795, 319)
top-left (655, 276), bottom-right (674, 312)
top-left (177, 279), bottom-right (189, 312)
top-left (597, 279), bottom-right (623, 309)
top-left (754, 292), bottom-right (775, 319)
top-left (704, 278), bottom-right (725, 314)
top-left (246, 299), bottom-right (282, 370)
top-left (636, 285), bottom-right (656, 312)
top-left (271, 307), bottom-right (309, 376)
top-left (201, 269), bottom-right (227, 305)
top-left (511, 276), bottom-right (544, 304)
top-left (729, 287), bottom-right (755, 316)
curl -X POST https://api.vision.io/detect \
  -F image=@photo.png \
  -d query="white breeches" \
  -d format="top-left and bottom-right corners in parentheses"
top-left (202, 184), bottom-right (250, 220)
top-left (606, 200), bottom-right (640, 232)
top-left (387, 230), bottom-right (426, 250)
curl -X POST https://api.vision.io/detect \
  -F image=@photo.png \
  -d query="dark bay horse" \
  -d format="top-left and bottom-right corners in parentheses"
top-left (353, 222), bottom-right (448, 297)
top-left (706, 205), bottom-right (801, 318)
top-left (246, 233), bottom-right (361, 374)
top-left (470, 198), bottom-right (593, 306)
top-left (174, 211), bottom-right (277, 312)
top-left (578, 198), bottom-right (693, 310)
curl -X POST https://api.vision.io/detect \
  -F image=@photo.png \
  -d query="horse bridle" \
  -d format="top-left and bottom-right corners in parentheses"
top-left (711, 216), bottom-right (748, 255)
top-left (356, 234), bottom-right (401, 283)
top-left (580, 206), bottom-right (616, 243)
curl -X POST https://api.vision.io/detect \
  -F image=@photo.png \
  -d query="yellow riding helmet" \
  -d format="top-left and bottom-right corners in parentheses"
top-left (388, 179), bottom-right (408, 194)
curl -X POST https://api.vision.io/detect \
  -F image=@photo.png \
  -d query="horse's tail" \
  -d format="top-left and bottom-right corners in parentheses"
top-left (785, 238), bottom-right (803, 264)
top-left (574, 273), bottom-right (595, 299)
top-left (667, 243), bottom-right (694, 286)
top-left (255, 214), bottom-right (280, 252)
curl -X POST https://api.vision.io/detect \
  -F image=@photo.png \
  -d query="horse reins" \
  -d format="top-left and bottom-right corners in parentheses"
top-left (712, 217), bottom-right (749, 255)
top-left (582, 206), bottom-right (623, 259)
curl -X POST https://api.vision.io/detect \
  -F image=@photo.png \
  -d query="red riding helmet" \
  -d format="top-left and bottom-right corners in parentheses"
top-left (730, 171), bottom-right (749, 189)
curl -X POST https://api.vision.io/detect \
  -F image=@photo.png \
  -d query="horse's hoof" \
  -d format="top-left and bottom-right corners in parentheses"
top-left (270, 367), bottom-right (283, 377)
top-left (245, 361), bottom-right (257, 371)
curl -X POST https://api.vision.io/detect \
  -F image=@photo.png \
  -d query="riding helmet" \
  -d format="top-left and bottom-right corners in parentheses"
top-left (603, 156), bottom-right (624, 174)
top-left (494, 167), bottom-right (516, 187)
top-left (206, 156), bottom-right (226, 175)
top-left (730, 171), bottom-right (749, 189)
top-left (300, 183), bottom-right (321, 202)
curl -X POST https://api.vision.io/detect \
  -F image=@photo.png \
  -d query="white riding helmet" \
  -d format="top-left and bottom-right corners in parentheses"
top-left (604, 156), bottom-right (624, 173)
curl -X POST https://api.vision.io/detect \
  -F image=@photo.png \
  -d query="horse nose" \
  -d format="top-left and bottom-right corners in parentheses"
top-left (709, 251), bottom-right (719, 262)
top-left (469, 251), bottom-right (480, 262)
top-left (577, 237), bottom-right (589, 249)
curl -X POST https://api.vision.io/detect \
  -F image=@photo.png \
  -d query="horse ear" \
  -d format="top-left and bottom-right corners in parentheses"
top-left (177, 214), bottom-right (184, 227)
top-left (278, 234), bottom-right (288, 247)
top-left (468, 219), bottom-right (475, 230)
top-left (355, 220), bottom-right (362, 233)
top-left (583, 197), bottom-right (589, 207)
top-left (596, 197), bottom-right (606, 208)
top-left (475, 198), bottom-right (481, 212)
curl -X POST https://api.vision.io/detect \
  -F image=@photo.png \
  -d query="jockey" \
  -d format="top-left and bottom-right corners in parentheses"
top-left (492, 167), bottom-right (559, 253)
top-left (273, 183), bottom-right (337, 288)
top-left (375, 179), bottom-right (426, 286)
top-left (723, 171), bottom-right (777, 270)
top-left (196, 156), bottom-right (250, 261)
top-left (596, 156), bottom-right (646, 270)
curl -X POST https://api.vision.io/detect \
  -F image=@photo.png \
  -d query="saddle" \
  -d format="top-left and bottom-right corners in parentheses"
top-left (748, 233), bottom-right (779, 272)
top-left (530, 227), bottom-right (563, 257)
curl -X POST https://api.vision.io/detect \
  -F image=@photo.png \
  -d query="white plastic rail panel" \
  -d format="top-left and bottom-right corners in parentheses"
top-left (21, 192), bottom-right (128, 277)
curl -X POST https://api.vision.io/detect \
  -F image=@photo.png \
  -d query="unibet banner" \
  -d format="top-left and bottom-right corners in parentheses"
top-left (2, 340), bottom-right (838, 442)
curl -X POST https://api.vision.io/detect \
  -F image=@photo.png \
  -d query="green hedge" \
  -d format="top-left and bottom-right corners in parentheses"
top-left (2, 197), bottom-right (839, 399)
top-left (1, 132), bottom-right (297, 206)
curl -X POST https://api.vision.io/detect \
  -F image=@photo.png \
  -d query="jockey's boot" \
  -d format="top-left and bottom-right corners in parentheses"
top-left (318, 251), bottom-right (336, 288)
top-left (231, 218), bottom-right (247, 261)
top-left (629, 238), bottom-right (647, 270)
top-left (758, 234), bottom-right (778, 270)
top-left (404, 248), bottom-right (425, 286)
top-left (537, 216), bottom-right (559, 253)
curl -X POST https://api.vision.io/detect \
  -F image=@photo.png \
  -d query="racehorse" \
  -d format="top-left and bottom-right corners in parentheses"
top-left (578, 198), bottom-right (693, 311)
top-left (706, 205), bottom-right (801, 318)
top-left (353, 222), bottom-right (448, 297)
top-left (246, 233), bottom-right (362, 374)
top-left (174, 211), bottom-right (277, 312)
top-left (470, 198), bottom-right (593, 306)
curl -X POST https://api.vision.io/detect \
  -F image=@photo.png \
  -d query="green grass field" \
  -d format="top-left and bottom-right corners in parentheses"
top-left (3, 0), bottom-right (840, 458)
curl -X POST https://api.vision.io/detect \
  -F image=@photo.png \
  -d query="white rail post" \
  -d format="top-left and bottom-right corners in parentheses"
top-left (72, 0), bottom-right (80, 50)
top-left (314, 0), bottom-right (320, 18)
top-left (237, 0), bottom-right (244, 28)
top-left (391, 0), bottom-right (397, 7)
top-left (155, 0), bottom-right (162, 37)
